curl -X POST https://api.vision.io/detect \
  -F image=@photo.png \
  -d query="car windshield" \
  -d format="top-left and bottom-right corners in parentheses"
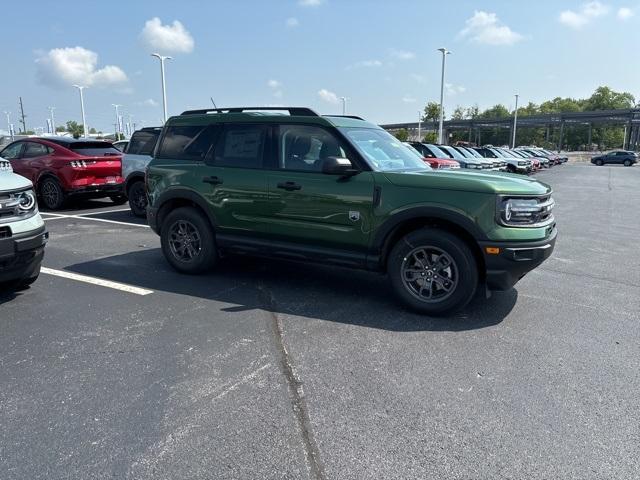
top-left (507, 150), bottom-right (525, 158)
top-left (340, 128), bottom-right (431, 171)
top-left (453, 147), bottom-right (473, 159)
top-left (439, 145), bottom-right (466, 161)
top-left (464, 148), bottom-right (484, 159)
top-left (424, 144), bottom-right (449, 158)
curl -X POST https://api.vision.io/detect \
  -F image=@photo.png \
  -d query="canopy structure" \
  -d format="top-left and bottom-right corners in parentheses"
top-left (381, 108), bottom-right (640, 150)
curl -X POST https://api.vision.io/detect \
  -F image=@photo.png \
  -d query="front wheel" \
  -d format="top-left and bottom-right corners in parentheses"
top-left (160, 207), bottom-right (218, 274)
top-left (624, 159), bottom-right (632, 167)
top-left (595, 159), bottom-right (603, 166)
top-left (39, 177), bottom-right (66, 210)
top-left (127, 181), bottom-right (147, 217)
top-left (110, 195), bottom-right (127, 205)
top-left (387, 228), bottom-right (478, 316)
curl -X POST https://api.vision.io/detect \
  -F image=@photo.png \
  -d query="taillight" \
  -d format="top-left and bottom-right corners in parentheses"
top-left (69, 160), bottom-right (88, 168)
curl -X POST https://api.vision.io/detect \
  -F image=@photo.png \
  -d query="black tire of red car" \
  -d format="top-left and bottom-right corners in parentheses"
top-left (127, 181), bottom-right (147, 217)
top-left (595, 159), bottom-right (603, 166)
top-left (109, 195), bottom-right (128, 205)
top-left (160, 207), bottom-right (218, 274)
top-left (387, 228), bottom-right (478, 316)
top-left (624, 160), bottom-right (632, 167)
top-left (39, 177), bottom-right (66, 210)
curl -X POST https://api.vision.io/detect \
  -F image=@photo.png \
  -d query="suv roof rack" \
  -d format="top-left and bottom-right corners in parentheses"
top-left (325, 114), bottom-right (365, 121)
top-left (180, 107), bottom-right (319, 117)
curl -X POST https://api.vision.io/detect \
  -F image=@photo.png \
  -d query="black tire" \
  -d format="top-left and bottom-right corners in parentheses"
top-left (160, 207), bottom-right (217, 274)
top-left (624, 159), bottom-right (632, 167)
top-left (387, 228), bottom-right (478, 316)
top-left (127, 181), bottom-right (147, 217)
top-left (39, 177), bottom-right (66, 210)
top-left (595, 159), bottom-right (603, 166)
top-left (506, 164), bottom-right (516, 173)
top-left (110, 195), bottom-right (127, 205)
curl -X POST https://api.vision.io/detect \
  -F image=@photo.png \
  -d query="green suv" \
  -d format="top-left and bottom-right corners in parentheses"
top-left (146, 107), bottom-right (556, 315)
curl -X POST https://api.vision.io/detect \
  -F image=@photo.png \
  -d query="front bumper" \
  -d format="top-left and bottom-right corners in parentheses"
top-left (480, 227), bottom-right (557, 291)
top-left (0, 225), bottom-right (48, 282)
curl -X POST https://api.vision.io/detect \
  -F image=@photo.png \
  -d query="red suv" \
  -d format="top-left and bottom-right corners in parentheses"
top-left (0, 137), bottom-right (124, 210)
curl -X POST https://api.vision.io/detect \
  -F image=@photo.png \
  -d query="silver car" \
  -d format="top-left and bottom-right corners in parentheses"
top-left (122, 127), bottom-right (162, 216)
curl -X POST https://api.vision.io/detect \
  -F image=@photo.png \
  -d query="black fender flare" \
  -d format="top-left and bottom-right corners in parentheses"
top-left (124, 171), bottom-right (145, 194)
top-left (154, 187), bottom-right (218, 232)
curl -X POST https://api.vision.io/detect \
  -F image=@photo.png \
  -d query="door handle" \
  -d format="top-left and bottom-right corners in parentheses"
top-left (277, 181), bottom-right (302, 191)
top-left (203, 176), bottom-right (223, 185)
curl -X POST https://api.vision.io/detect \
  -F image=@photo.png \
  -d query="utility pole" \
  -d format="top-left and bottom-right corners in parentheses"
top-left (437, 48), bottom-right (451, 144)
top-left (112, 104), bottom-right (122, 138)
top-left (418, 111), bottom-right (422, 141)
top-left (18, 97), bottom-right (27, 134)
top-left (48, 106), bottom-right (56, 134)
top-left (511, 94), bottom-right (519, 149)
top-left (340, 96), bottom-right (347, 115)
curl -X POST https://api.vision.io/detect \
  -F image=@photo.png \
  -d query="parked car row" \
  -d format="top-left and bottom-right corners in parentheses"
top-left (1, 107), bottom-right (560, 316)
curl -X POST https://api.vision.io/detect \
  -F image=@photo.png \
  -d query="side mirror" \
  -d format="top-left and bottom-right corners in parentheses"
top-left (322, 157), bottom-right (359, 176)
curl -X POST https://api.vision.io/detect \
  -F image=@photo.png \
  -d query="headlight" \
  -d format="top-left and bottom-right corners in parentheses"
top-left (498, 195), bottom-right (555, 227)
top-left (518, 161), bottom-right (527, 166)
top-left (17, 189), bottom-right (37, 211)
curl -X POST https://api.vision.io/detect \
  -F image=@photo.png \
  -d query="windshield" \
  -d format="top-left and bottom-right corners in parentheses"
top-left (507, 150), bottom-right (525, 158)
top-left (69, 142), bottom-right (122, 156)
top-left (463, 147), bottom-right (483, 159)
top-left (424, 144), bottom-right (449, 159)
top-left (453, 147), bottom-right (474, 159)
top-left (439, 145), bottom-right (466, 161)
top-left (340, 128), bottom-right (431, 171)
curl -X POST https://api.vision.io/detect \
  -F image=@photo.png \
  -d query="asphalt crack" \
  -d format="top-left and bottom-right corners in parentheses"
top-left (258, 285), bottom-right (326, 480)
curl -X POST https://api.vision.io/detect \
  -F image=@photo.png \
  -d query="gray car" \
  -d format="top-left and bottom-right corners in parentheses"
top-left (122, 127), bottom-right (162, 216)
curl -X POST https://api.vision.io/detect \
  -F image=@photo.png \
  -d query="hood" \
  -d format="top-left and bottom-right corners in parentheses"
top-left (0, 158), bottom-right (32, 191)
top-left (382, 169), bottom-right (552, 195)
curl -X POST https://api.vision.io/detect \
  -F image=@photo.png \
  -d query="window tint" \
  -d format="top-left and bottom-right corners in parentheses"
top-left (23, 142), bottom-right (50, 158)
top-left (69, 142), bottom-right (121, 156)
top-left (214, 125), bottom-right (266, 168)
top-left (1, 142), bottom-right (23, 160)
top-left (128, 130), bottom-right (160, 155)
top-left (159, 125), bottom-right (219, 161)
top-left (278, 125), bottom-right (349, 172)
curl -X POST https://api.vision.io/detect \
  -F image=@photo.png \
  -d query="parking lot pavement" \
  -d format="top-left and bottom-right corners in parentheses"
top-left (1, 164), bottom-right (639, 479)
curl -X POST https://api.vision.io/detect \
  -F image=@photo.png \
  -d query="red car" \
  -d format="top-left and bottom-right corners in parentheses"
top-left (0, 137), bottom-right (124, 210)
top-left (407, 142), bottom-right (460, 169)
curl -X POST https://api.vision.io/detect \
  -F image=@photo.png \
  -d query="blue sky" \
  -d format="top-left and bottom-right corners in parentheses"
top-left (1, 0), bottom-right (638, 133)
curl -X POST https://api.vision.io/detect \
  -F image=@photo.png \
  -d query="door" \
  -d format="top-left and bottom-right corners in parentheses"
top-left (1, 142), bottom-right (26, 178)
top-left (265, 124), bottom-right (375, 255)
top-left (21, 142), bottom-right (52, 183)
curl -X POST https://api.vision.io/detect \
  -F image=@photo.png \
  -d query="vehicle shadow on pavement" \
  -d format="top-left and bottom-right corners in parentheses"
top-left (64, 249), bottom-right (517, 332)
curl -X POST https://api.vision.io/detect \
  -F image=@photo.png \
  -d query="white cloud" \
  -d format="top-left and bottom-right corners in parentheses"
top-left (136, 98), bottom-right (159, 107)
top-left (36, 46), bottom-right (128, 88)
top-left (286, 17), bottom-right (300, 27)
top-left (445, 83), bottom-right (466, 96)
top-left (140, 17), bottom-right (194, 53)
top-left (298, 0), bottom-right (324, 6)
top-left (617, 7), bottom-right (634, 20)
top-left (346, 59), bottom-right (383, 70)
top-left (559, 1), bottom-right (610, 29)
top-left (318, 89), bottom-right (339, 104)
top-left (389, 48), bottom-right (415, 60)
top-left (268, 79), bottom-right (283, 98)
top-left (402, 95), bottom-right (417, 103)
top-left (459, 11), bottom-right (523, 45)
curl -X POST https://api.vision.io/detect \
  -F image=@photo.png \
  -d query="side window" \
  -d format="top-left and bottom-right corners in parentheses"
top-left (128, 131), bottom-right (159, 156)
top-left (158, 125), bottom-right (220, 161)
top-left (23, 142), bottom-right (49, 158)
top-left (1, 142), bottom-right (24, 160)
top-left (278, 125), bottom-right (349, 172)
top-left (213, 125), bottom-right (266, 168)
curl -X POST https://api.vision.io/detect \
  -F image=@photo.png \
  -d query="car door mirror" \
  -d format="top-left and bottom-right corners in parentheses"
top-left (322, 157), bottom-right (359, 176)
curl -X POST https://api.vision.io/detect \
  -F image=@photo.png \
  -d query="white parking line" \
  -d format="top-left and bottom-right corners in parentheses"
top-left (78, 208), bottom-right (133, 216)
top-left (39, 212), bottom-right (150, 228)
top-left (41, 267), bottom-right (154, 296)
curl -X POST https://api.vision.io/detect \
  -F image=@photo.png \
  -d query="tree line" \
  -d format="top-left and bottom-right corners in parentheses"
top-left (395, 86), bottom-right (636, 150)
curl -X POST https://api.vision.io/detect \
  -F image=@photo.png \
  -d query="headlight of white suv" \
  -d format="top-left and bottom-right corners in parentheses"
top-left (17, 189), bottom-right (37, 212)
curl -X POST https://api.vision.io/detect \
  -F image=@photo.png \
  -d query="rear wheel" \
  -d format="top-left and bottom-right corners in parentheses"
top-left (127, 181), bottom-right (147, 217)
top-left (387, 228), bottom-right (478, 316)
top-left (39, 177), bottom-right (65, 210)
top-left (624, 159), bottom-right (632, 167)
top-left (506, 164), bottom-right (516, 173)
top-left (160, 207), bottom-right (217, 274)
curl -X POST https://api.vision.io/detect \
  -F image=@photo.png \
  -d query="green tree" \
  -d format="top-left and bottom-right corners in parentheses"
top-left (65, 121), bottom-right (85, 138)
top-left (584, 86), bottom-right (635, 111)
top-left (451, 105), bottom-right (466, 120)
top-left (466, 104), bottom-right (480, 119)
top-left (89, 127), bottom-right (97, 134)
top-left (480, 104), bottom-right (510, 119)
top-left (423, 102), bottom-right (442, 123)
top-left (394, 128), bottom-right (409, 141)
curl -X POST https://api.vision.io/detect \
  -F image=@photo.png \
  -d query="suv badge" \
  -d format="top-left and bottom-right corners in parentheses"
top-left (349, 211), bottom-right (360, 222)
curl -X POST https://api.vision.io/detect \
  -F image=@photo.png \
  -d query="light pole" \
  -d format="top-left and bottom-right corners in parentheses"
top-left (511, 94), bottom-right (519, 148)
top-left (340, 96), bottom-right (347, 115)
top-left (112, 104), bottom-right (122, 138)
top-left (151, 53), bottom-right (172, 123)
top-left (48, 106), bottom-right (56, 134)
top-left (4, 111), bottom-right (12, 140)
top-left (418, 111), bottom-right (422, 141)
top-left (437, 48), bottom-right (451, 145)
top-left (72, 85), bottom-right (88, 137)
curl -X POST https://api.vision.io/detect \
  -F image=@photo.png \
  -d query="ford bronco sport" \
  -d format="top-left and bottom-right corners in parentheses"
top-left (146, 107), bottom-right (557, 315)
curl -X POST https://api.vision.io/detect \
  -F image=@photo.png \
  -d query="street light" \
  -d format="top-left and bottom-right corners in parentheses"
top-left (437, 48), bottom-right (451, 145)
top-left (48, 106), bottom-right (56, 134)
top-left (4, 111), bottom-right (12, 140)
top-left (418, 111), bottom-right (422, 141)
top-left (340, 96), bottom-right (348, 115)
top-left (72, 85), bottom-right (88, 137)
top-left (151, 53), bottom-right (172, 123)
top-left (512, 94), bottom-right (519, 149)
top-left (112, 104), bottom-right (122, 138)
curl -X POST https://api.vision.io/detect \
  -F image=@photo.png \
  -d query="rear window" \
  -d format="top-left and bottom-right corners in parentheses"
top-left (157, 125), bottom-right (220, 161)
top-left (127, 130), bottom-right (160, 155)
top-left (69, 142), bottom-right (121, 156)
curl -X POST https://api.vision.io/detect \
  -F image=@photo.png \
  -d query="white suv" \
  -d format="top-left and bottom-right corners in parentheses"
top-left (0, 157), bottom-right (48, 288)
